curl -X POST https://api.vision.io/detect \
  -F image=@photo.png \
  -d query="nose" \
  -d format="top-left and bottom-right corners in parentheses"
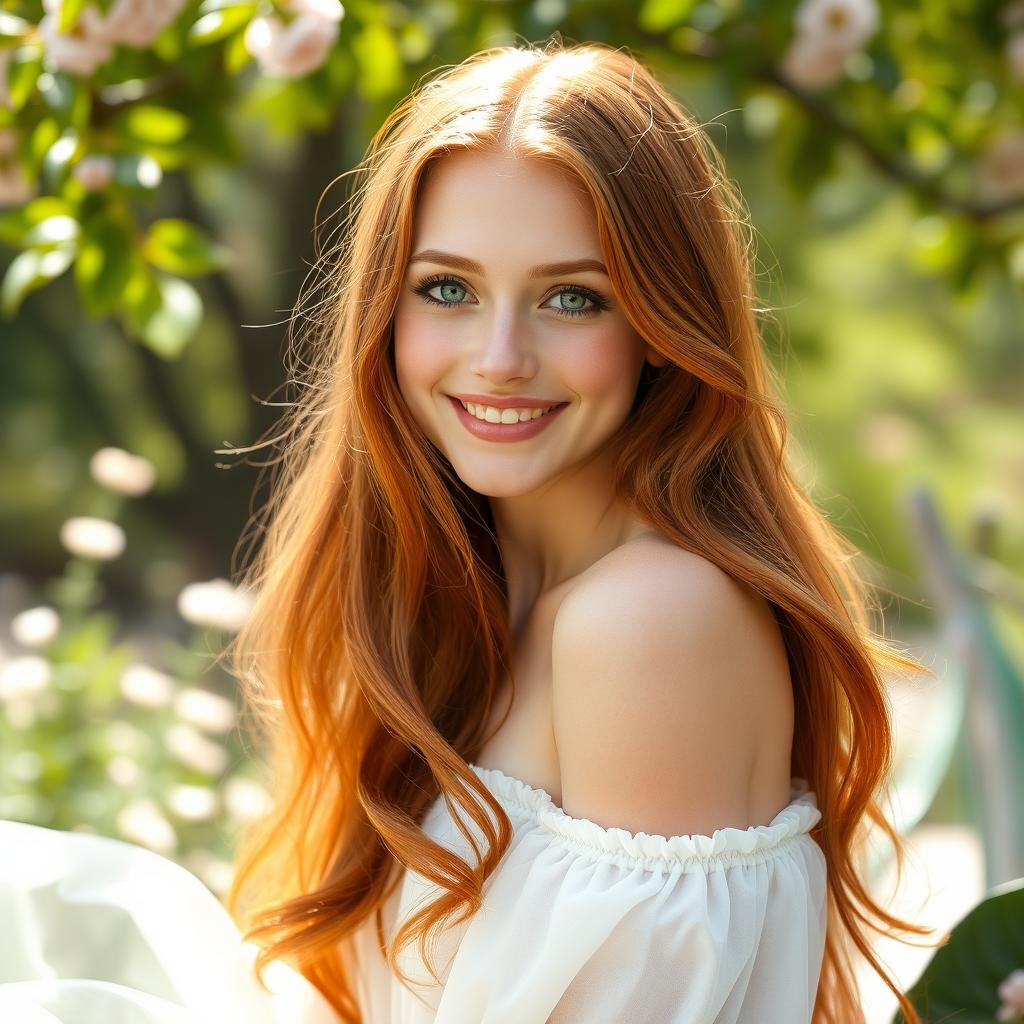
top-left (467, 305), bottom-right (538, 384)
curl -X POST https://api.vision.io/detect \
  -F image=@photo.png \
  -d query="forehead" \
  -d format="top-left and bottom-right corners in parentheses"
top-left (411, 148), bottom-right (600, 258)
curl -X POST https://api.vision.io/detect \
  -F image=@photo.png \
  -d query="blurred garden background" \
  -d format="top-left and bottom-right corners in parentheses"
top-left (1, 0), bottom-right (1023, 1020)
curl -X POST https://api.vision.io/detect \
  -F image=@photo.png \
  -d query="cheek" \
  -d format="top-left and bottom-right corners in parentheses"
top-left (393, 304), bottom-right (451, 409)
top-left (565, 325), bottom-right (646, 403)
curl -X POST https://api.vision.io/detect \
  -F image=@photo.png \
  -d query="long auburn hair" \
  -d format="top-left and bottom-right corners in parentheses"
top-left (221, 36), bottom-right (942, 1024)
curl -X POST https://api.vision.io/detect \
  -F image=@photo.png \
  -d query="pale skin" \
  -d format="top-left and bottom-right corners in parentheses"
top-left (393, 147), bottom-right (795, 837)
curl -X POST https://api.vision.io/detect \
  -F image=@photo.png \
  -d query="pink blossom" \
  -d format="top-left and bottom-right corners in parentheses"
top-left (38, 0), bottom-right (187, 75)
top-left (286, 0), bottom-right (344, 22)
top-left (72, 154), bottom-right (116, 192)
top-left (244, 0), bottom-right (343, 78)
top-left (998, 968), bottom-right (1024, 1020)
top-left (99, 0), bottom-right (188, 49)
top-left (780, 34), bottom-right (849, 88)
top-left (794, 0), bottom-right (880, 53)
top-left (37, 2), bottom-right (114, 76)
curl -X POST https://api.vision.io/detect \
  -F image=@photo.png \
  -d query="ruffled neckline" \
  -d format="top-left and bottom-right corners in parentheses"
top-left (467, 762), bottom-right (822, 869)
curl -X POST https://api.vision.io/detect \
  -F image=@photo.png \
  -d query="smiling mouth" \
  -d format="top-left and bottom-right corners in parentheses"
top-left (453, 397), bottom-right (569, 423)
top-left (446, 394), bottom-right (570, 441)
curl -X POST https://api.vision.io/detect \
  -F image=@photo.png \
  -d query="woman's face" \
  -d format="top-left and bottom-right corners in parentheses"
top-left (393, 148), bottom-right (664, 498)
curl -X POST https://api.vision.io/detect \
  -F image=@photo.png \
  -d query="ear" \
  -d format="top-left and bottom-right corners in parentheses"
top-left (644, 346), bottom-right (670, 369)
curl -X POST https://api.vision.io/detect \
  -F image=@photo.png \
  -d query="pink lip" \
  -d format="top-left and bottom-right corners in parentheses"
top-left (447, 395), bottom-right (569, 443)
top-left (450, 392), bottom-right (564, 410)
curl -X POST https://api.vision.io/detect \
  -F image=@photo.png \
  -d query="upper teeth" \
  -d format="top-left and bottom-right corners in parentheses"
top-left (459, 400), bottom-right (557, 423)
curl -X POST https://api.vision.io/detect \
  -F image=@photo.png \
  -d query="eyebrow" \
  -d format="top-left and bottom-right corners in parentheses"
top-left (409, 249), bottom-right (608, 279)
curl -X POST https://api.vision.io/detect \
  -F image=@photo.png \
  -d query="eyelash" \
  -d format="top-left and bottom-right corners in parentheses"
top-left (412, 274), bottom-right (610, 319)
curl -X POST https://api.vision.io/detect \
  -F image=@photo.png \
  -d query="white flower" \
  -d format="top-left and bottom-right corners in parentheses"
top-left (37, 0), bottom-right (115, 77)
top-left (165, 722), bottom-right (229, 775)
top-left (223, 775), bottom-right (272, 821)
top-left (106, 754), bottom-right (140, 786)
top-left (177, 578), bottom-right (255, 632)
top-left (10, 606), bottom-right (61, 648)
top-left (999, 969), bottom-right (1024, 1011)
top-left (120, 662), bottom-right (176, 708)
top-left (166, 783), bottom-right (218, 821)
top-left (59, 515), bottom-right (126, 560)
top-left (174, 686), bottom-right (236, 734)
top-left (978, 131), bottom-right (1024, 201)
top-left (89, 446), bottom-right (156, 496)
top-left (38, 0), bottom-right (186, 70)
top-left (794, 0), bottom-right (879, 53)
top-left (4, 697), bottom-right (37, 729)
top-left (0, 655), bottom-right (52, 701)
top-left (1008, 32), bottom-right (1024, 82)
top-left (780, 34), bottom-right (850, 87)
top-left (287, 0), bottom-right (344, 22)
top-left (244, 0), bottom-right (343, 79)
top-left (99, 0), bottom-right (188, 48)
top-left (104, 719), bottom-right (149, 755)
top-left (116, 798), bottom-right (177, 854)
top-left (72, 154), bottom-right (116, 192)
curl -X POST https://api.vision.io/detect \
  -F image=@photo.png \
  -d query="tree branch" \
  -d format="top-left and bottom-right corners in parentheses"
top-left (638, 31), bottom-right (1024, 222)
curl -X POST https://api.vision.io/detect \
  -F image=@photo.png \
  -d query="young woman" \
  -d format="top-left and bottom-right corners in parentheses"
top-left (0, 36), bottom-right (938, 1024)
top-left (221, 37), bottom-right (937, 1024)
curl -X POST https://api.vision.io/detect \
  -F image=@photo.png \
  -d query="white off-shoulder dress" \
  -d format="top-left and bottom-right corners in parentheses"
top-left (0, 762), bottom-right (828, 1023)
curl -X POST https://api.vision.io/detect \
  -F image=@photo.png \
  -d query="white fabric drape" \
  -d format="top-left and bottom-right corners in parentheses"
top-left (348, 763), bottom-right (828, 1024)
top-left (0, 820), bottom-right (336, 1023)
top-left (1, 763), bottom-right (827, 1023)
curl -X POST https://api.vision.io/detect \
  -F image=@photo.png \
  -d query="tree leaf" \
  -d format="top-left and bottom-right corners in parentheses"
top-left (74, 216), bottom-right (136, 317)
top-left (23, 196), bottom-right (75, 224)
top-left (891, 880), bottom-right (1024, 1023)
top-left (135, 275), bottom-right (203, 358)
top-left (1, 245), bottom-right (75, 316)
top-left (119, 105), bottom-right (191, 145)
top-left (223, 26), bottom-right (253, 74)
top-left (23, 214), bottom-right (80, 248)
top-left (353, 23), bottom-right (401, 100)
top-left (638, 0), bottom-right (699, 32)
top-left (0, 13), bottom-right (32, 37)
top-left (0, 207), bottom-right (30, 245)
top-left (188, 5), bottom-right (255, 45)
top-left (142, 218), bottom-right (230, 276)
top-left (57, 0), bottom-right (89, 35)
top-left (113, 153), bottom-right (163, 191)
top-left (41, 130), bottom-right (81, 188)
top-left (38, 71), bottom-right (75, 117)
top-left (7, 45), bottom-right (43, 112)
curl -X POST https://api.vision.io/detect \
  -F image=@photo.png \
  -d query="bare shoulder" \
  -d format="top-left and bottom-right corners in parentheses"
top-left (550, 535), bottom-right (795, 837)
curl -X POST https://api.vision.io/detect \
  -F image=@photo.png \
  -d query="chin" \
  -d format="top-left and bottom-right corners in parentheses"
top-left (449, 459), bottom-right (558, 499)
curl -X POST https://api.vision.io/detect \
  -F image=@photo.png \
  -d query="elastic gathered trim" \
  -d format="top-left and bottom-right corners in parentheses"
top-left (468, 762), bottom-right (823, 870)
